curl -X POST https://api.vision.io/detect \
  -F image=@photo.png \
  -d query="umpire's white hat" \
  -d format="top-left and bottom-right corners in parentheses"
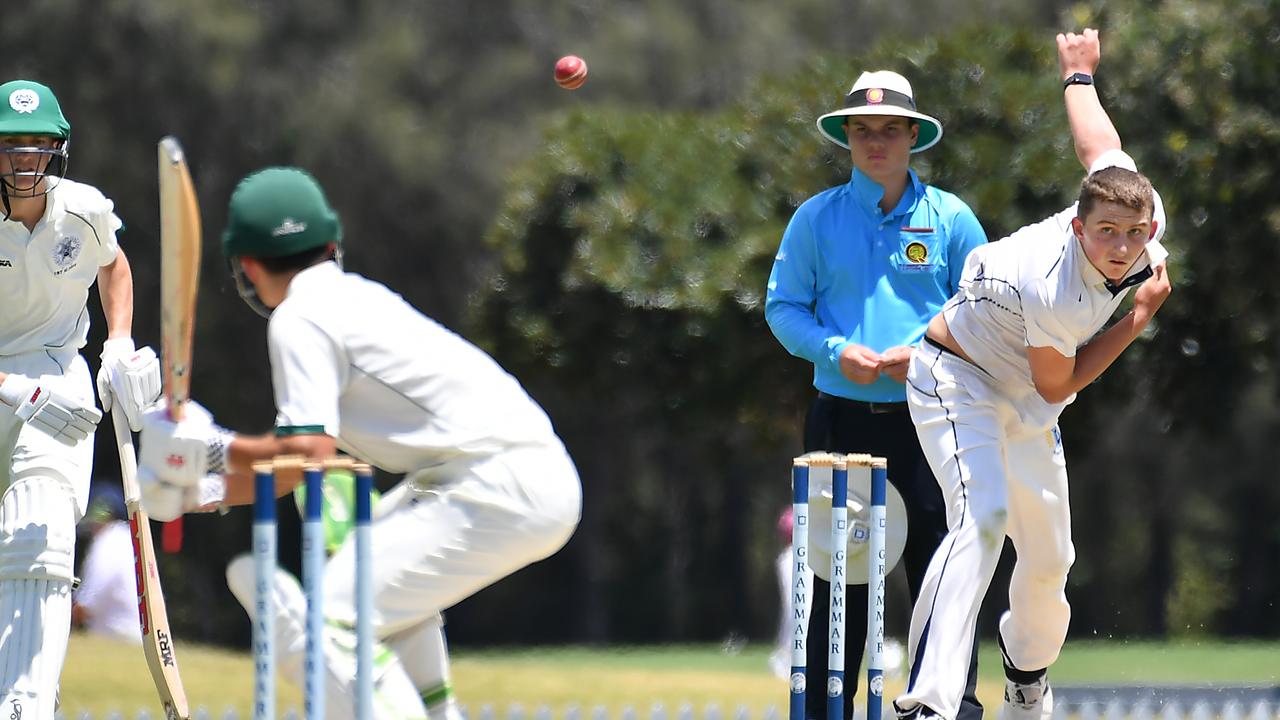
top-left (817, 71), bottom-right (944, 153)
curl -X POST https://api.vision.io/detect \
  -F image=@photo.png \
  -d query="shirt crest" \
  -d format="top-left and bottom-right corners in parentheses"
top-left (52, 235), bottom-right (82, 271)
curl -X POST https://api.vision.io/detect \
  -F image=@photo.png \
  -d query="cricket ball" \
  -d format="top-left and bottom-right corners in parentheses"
top-left (554, 55), bottom-right (588, 90)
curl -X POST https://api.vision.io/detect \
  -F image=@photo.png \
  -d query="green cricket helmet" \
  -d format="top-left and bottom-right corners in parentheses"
top-left (222, 167), bottom-right (343, 316)
top-left (0, 80), bottom-right (71, 208)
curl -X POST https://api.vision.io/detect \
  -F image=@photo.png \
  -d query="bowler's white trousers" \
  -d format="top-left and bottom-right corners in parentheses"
top-left (895, 342), bottom-right (1075, 720)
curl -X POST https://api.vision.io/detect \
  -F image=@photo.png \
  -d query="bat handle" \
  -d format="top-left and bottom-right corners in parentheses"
top-left (162, 518), bottom-right (184, 553)
top-left (161, 400), bottom-right (187, 552)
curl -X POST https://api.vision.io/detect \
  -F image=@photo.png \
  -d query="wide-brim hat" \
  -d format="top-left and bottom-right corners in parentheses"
top-left (816, 70), bottom-right (942, 153)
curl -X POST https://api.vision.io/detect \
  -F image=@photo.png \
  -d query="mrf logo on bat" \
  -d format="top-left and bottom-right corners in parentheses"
top-left (158, 629), bottom-right (176, 667)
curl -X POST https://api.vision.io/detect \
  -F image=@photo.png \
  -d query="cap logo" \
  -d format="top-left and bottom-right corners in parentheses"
top-left (866, 88), bottom-right (885, 104)
top-left (271, 218), bottom-right (307, 237)
top-left (9, 89), bottom-right (39, 114)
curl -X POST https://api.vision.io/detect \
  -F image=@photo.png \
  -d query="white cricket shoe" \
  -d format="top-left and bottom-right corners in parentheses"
top-left (1002, 676), bottom-right (1053, 720)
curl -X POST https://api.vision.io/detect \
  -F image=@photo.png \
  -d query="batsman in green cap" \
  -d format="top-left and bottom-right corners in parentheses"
top-left (135, 167), bottom-right (582, 719)
top-left (0, 80), bottom-right (161, 719)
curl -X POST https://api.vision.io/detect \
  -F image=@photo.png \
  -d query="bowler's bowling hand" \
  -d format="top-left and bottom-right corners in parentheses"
top-left (1057, 28), bottom-right (1101, 80)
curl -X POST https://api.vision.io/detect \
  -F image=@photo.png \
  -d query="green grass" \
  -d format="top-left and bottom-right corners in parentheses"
top-left (1022, 639), bottom-right (1280, 684)
top-left (60, 633), bottom-right (1280, 717)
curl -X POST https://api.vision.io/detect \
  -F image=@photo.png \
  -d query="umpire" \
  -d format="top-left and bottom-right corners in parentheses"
top-left (765, 70), bottom-right (986, 720)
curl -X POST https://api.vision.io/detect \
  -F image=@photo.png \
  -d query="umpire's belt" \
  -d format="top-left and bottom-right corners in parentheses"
top-left (817, 391), bottom-right (908, 414)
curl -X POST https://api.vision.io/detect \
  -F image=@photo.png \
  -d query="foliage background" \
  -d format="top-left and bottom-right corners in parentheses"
top-left (9, 0), bottom-right (1277, 648)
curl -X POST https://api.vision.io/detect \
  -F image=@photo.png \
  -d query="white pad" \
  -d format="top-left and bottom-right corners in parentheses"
top-left (0, 578), bottom-right (72, 720)
top-left (387, 615), bottom-right (463, 720)
top-left (0, 478), bottom-right (78, 581)
top-left (226, 555), bottom-right (427, 720)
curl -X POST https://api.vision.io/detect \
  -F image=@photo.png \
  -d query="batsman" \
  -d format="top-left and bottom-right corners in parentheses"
top-left (0, 80), bottom-right (161, 719)
top-left (135, 167), bottom-right (582, 719)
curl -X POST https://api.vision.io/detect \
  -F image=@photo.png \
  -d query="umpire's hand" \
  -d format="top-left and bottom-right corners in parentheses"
top-left (839, 343), bottom-right (882, 385)
top-left (877, 345), bottom-right (914, 384)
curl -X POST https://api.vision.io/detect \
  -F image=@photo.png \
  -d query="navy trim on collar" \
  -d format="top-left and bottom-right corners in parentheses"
top-left (1105, 265), bottom-right (1153, 297)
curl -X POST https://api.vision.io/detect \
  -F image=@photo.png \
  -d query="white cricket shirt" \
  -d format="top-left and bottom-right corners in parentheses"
top-left (941, 152), bottom-right (1168, 429)
top-left (0, 179), bottom-right (121, 356)
top-left (267, 261), bottom-right (559, 475)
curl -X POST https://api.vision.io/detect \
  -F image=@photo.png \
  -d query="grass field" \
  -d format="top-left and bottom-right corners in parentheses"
top-left (61, 633), bottom-right (1280, 717)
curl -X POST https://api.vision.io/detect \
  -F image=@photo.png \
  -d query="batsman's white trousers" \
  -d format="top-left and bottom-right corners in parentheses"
top-left (323, 441), bottom-right (581, 637)
top-left (895, 342), bottom-right (1075, 720)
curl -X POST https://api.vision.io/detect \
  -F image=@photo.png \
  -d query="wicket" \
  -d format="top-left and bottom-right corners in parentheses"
top-left (789, 453), bottom-right (888, 720)
top-left (252, 456), bottom-right (375, 720)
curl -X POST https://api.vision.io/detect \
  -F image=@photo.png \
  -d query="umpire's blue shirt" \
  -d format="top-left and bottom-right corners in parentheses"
top-left (766, 168), bottom-right (986, 402)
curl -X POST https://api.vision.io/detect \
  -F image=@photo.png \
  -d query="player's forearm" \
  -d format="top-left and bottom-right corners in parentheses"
top-left (219, 466), bottom-right (300, 507)
top-left (218, 433), bottom-right (337, 506)
top-left (1057, 29), bottom-right (1119, 170)
top-left (96, 251), bottom-right (135, 339)
top-left (1054, 311), bottom-right (1146, 401)
top-left (227, 432), bottom-right (336, 476)
top-left (1064, 83), bottom-right (1121, 171)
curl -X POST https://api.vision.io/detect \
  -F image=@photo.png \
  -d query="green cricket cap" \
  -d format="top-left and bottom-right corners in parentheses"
top-left (0, 80), bottom-right (70, 138)
top-left (222, 167), bottom-right (342, 259)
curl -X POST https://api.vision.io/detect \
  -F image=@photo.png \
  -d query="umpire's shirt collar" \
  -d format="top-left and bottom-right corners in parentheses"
top-left (849, 167), bottom-right (923, 223)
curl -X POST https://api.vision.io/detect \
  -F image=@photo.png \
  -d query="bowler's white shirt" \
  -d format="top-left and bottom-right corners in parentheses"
top-left (0, 179), bottom-right (121, 356)
top-left (941, 152), bottom-right (1167, 429)
top-left (268, 262), bottom-right (559, 476)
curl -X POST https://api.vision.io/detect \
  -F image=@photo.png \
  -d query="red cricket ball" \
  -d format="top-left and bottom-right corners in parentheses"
top-left (554, 55), bottom-right (588, 90)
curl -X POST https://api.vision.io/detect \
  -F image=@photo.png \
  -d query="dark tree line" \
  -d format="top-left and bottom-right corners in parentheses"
top-left (11, 0), bottom-right (1275, 648)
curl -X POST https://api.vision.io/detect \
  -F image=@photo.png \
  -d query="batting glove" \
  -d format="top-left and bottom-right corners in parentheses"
top-left (139, 399), bottom-right (235, 488)
top-left (97, 338), bottom-right (162, 432)
top-left (139, 469), bottom-right (227, 522)
top-left (0, 373), bottom-right (102, 446)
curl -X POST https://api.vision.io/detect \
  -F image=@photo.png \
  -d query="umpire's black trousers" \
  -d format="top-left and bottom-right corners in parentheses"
top-left (802, 392), bottom-right (983, 720)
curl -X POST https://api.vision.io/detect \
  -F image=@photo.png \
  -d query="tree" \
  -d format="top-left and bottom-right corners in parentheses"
top-left (475, 0), bottom-right (1280, 641)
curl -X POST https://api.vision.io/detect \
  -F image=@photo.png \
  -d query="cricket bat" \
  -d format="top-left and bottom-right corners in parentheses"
top-left (113, 404), bottom-right (191, 720)
top-left (158, 136), bottom-right (201, 553)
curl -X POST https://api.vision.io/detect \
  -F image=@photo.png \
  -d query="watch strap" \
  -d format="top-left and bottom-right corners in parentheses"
top-left (1063, 72), bottom-right (1094, 89)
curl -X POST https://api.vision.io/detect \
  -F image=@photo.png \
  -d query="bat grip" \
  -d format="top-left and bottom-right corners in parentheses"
top-left (162, 518), bottom-right (184, 553)
top-left (161, 399), bottom-right (187, 552)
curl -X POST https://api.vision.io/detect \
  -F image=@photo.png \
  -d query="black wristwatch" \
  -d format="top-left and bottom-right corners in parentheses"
top-left (1063, 72), bottom-right (1094, 89)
